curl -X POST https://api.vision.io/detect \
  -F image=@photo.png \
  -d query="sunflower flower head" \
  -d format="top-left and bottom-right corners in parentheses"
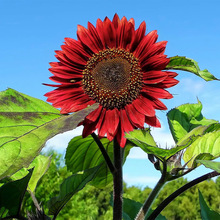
top-left (45, 14), bottom-right (178, 147)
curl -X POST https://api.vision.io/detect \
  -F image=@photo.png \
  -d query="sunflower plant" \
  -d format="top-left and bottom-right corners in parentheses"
top-left (0, 14), bottom-right (219, 220)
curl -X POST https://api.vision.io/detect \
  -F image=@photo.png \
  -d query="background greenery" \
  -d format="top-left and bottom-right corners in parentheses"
top-left (21, 151), bottom-right (220, 220)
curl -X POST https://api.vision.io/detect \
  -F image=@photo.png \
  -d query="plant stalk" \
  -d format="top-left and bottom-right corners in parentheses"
top-left (135, 160), bottom-right (167, 220)
top-left (91, 133), bottom-right (116, 174)
top-left (113, 138), bottom-right (124, 220)
top-left (148, 171), bottom-right (220, 220)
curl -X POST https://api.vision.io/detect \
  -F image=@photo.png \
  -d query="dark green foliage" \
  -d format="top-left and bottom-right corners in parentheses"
top-left (21, 151), bottom-right (220, 220)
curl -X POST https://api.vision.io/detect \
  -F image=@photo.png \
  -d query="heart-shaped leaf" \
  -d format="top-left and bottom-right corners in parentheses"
top-left (0, 88), bottom-right (98, 180)
top-left (167, 101), bottom-right (218, 143)
top-left (183, 130), bottom-right (220, 168)
top-left (65, 135), bottom-right (133, 187)
top-left (126, 129), bottom-right (191, 161)
top-left (166, 56), bottom-right (219, 81)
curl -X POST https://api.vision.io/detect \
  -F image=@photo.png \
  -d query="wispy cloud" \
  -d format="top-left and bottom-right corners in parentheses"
top-left (179, 77), bottom-right (205, 96)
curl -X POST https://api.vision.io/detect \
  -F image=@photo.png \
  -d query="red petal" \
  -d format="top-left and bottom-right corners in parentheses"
top-left (77, 25), bottom-right (100, 53)
top-left (125, 104), bottom-right (145, 128)
top-left (86, 105), bottom-right (103, 122)
top-left (139, 41), bottom-right (167, 63)
top-left (106, 109), bottom-right (119, 136)
top-left (116, 127), bottom-right (127, 148)
top-left (55, 50), bottom-right (85, 70)
top-left (132, 96), bottom-right (156, 117)
top-left (103, 17), bottom-right (116, 48)
top-left (143, 71), bottom-right (168, 84)
top-left (129, 21), bottom-right (146, 52)
top-left (141, 55), bottom-right (170, 71)
top-left (61, 45), bottom-right (88, 65)
top-left (166, 71), bottom-right (178, 78)
top-left (120, 109), bottom-right (134, 132)
top-left (96, 108), bottom-right (107, 138)
top-left (117, 17), bottom-right (134, 49)
top-left (145, 116), bottom-right (161, 127)
top-left (49, 66), bottom-right (83, 78)
top-left (96, 19), bottom-right (106, 49)
top-left (61, 99), bottom-right (95, 114)
top-left (141, 95), bottom-right (167, 110)
top-left (134, 30), bottom-right (158, 58)
top-left (157, 78), bottom-right (179, 88)
top-left (82, 121), bottom-right (97, 137)
top-left (112, 14), bottom-right (120, 29)
top-left (49, 76), bottom-right (81, 84)
top-left (64, 38), bottom-right (92, 58)
top-left (87, 22), bottom-right (104, 50)
top-left (142, 85), bottom-right (173, 99)
top-left (128, 18), bottom-right (135, 26)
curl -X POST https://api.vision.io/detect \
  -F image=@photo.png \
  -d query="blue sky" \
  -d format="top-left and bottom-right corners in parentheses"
top-left (1, 0), bottom-right (220, 188)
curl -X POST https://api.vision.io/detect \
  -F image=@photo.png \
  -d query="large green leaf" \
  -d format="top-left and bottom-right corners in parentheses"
top-left (199, 190), bottom-right (220, 220)
top-left (183, 130), bottom-right (220, 168)
top-left (166, 56), bottom-right (219, 81)
top-left (196, 160), bottom-right (220, 173)
top-left (167, 101), bottom-right (218, 143)
top-left (0, 88), bottom-right (99, 180)
top-left (126, 129), bottom-right (190, 161)
top-left (65, 135), bottom-right (132, 187)
top-left (122, 197), bottom-right (143, 220)
top-left (9, 155), bottom-right (51, 192)
top-left (0, 169), bottom-right (33, 219)
top-left (48, 166), bottom-right (100, 218)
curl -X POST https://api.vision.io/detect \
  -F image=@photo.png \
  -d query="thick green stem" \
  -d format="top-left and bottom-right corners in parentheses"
top-left (135, 161), bottom-right (167, 220)
top-left (148, 171), bottom-right (220, 220)
top-left (113, 138), bottom-right (124, 220)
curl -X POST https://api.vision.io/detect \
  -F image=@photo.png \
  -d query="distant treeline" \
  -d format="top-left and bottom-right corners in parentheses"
top-left (22, 151), bottom-right (220, 220)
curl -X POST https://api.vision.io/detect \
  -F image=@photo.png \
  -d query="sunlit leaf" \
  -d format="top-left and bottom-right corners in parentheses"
top-left (0, 169), bottom-right (33, 219)
top-left (126, 129), bottom-right (190, 161)
top-left (48, 166), bottom-right (100, 218)
top-left (10, 155), bottom-right (51, 192)
top-left (166, 56), bottom-right (219, 81)
top-left (196, 160), bottom-right (220, 173)
top-left (183, 131), bottom-right (220, 168)
top-left (65, 135), bottom-right (132, 187)
top-left (167, 100), bottom-right (218, 143)
top-left (199, 190), bottom-right (220, 220)
top-left (0, 88), bottom-right (99, 180)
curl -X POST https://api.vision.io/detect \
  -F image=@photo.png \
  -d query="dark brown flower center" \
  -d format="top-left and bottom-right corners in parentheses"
top-left (82, 48), bottom-right (142, 109)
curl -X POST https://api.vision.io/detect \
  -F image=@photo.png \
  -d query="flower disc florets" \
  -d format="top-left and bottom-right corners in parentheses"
top-left (82, 48), bottom-right (142, 109)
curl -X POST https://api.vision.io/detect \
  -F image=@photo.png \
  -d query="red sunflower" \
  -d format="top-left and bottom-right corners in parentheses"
top-left (45, 14), bottom-right (178, 147)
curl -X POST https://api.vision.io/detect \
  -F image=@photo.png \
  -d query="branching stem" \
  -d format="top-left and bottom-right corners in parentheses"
top-left (148, 171), bottom-right (220, 220)
top-left (135, 160), bottom-right (167, 220)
